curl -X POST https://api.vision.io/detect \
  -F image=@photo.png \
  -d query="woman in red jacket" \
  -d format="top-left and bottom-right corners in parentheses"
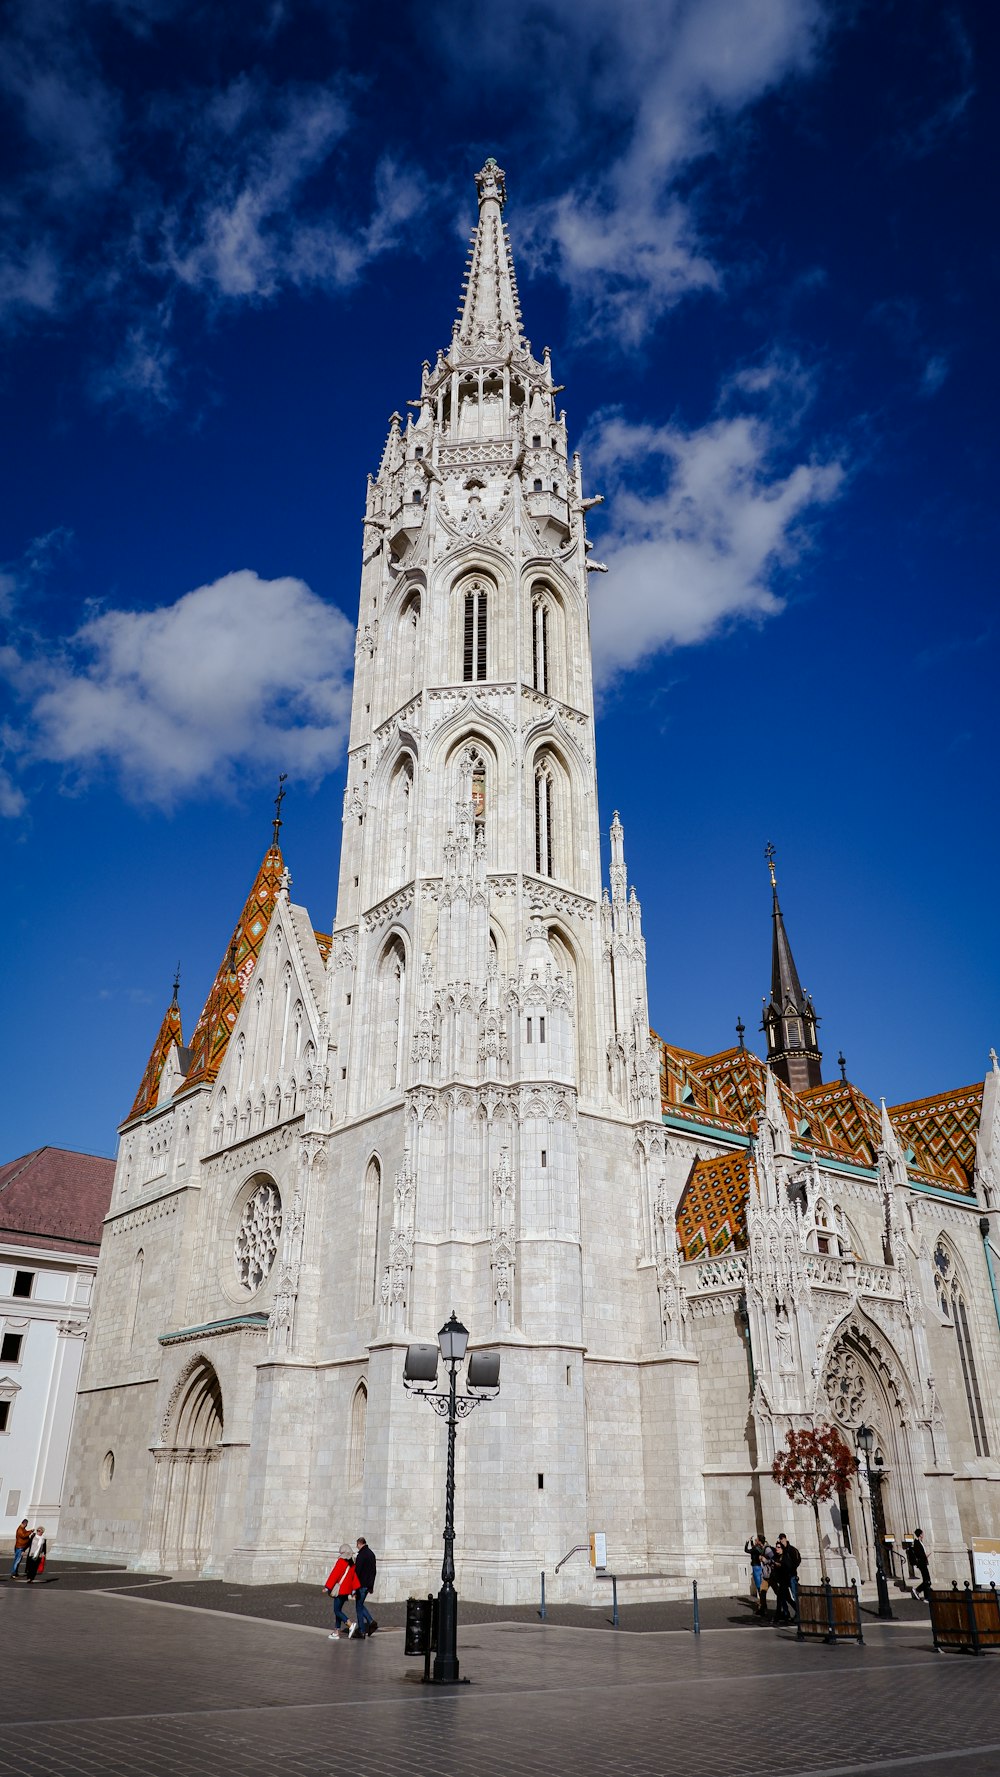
top-left (324, 1545), bottom-right (359, 1639)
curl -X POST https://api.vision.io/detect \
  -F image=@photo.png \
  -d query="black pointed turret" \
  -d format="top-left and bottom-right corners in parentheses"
top-left (760, 851), bottom-right (822, 1092)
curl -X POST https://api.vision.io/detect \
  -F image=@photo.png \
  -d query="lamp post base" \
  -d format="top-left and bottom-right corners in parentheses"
top-left (875, 1568), bottom-right (895, 1620)
top-left (432, 1584), bottom-right (461, 1684)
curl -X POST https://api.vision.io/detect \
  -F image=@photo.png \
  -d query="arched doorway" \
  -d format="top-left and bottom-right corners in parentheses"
top-left (819, 1318), bottom-right (919, 1584)
top-left (148, 1357), bottom-right (224, 1573)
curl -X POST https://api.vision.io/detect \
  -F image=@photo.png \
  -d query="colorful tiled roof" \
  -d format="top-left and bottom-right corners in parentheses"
top-left (0, 1147), bottom-right (115, 1254)
top-left (888, 1082), bottom-right (982, 1195)
top-left (179, 843), bottom-right (286, 1097)
top-left (653, 1027), bottom-right (984, 1259)
top-left (677, 1151), bottom-right (751, 1260)
top-left (127, 995), bottom-right (184, 1122)
top-left (799, 1078), bottom-right (882, 1166)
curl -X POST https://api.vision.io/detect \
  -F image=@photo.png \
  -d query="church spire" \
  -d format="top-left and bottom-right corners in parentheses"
top-left (125, 972), bottom-right (185, 1122)
top-left (454, 158), bottom-right (525, 352)
top-left (760, 844), bottom-right (822, 1092)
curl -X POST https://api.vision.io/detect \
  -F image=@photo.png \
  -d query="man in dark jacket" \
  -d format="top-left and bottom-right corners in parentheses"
top-left (910, 1529), bottom-right (931, 1601)
top-left (773, 1534), bottom-right (800, 1621)
top-left (354, 1538), bottom-right (378, 1638)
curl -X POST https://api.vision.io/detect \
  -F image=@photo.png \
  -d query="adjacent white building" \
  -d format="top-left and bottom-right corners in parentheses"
top-left (0, 1148), bottom-right (114, 1547)
top-left (59, 162), bottom-right (1000, 1599)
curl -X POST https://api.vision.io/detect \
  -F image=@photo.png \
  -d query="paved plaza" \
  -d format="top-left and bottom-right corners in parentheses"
top-left (1, 1567), bottom-right (999, 1777)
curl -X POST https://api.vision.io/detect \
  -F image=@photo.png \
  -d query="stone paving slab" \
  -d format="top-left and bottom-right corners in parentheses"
top-left (1, 1576), bottom-right (998, 1777)
top-left (28, 1561), bottom-right (932, 1634)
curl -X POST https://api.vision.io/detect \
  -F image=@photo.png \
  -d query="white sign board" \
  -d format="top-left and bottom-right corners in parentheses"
top-left (590, 1531), bottom-right (607, 1570)
top-left (971, 1538), bottom-right (1000, 1587)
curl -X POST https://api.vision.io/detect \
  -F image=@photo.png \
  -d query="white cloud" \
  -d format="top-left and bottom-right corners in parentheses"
top-left (439, 0), bottom-right (830, 344)
top-left (584, 392), bottom-right (844, 686)
top-left (2, 570), bottom-right (356, 810)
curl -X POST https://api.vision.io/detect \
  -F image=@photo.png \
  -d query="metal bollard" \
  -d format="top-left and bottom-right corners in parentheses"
top-left (539, 1571), bottom-right (546, 1621)
top-left (692, 1579), bottom-right (700, 1635)
top-left (823, 1577), bottom-right (837, 1645)
top-left (612, 1575), bottom-right (619, 1628)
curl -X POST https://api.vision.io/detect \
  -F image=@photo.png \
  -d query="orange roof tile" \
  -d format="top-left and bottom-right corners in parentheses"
top-left (676, 1151), bottom-right (751, 1260)
top-left (126, 996), bottom-right (184, 1122)
top-left (888, 1081), bottom-right (982, 1195)
top-left (180, 843), bottom-right (286, 1095)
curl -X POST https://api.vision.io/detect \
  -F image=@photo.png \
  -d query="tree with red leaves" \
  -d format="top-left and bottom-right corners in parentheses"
top-left (772, 1424), bottom-right (858, 1579)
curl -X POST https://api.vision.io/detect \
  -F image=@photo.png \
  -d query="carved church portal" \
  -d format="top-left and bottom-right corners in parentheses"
top-left (820, 1324), bottom-right (916, 1582)
top-left (147, 1358), bottom-right (224, 1573)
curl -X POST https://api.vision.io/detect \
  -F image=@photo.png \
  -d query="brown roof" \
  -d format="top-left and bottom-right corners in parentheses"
top-left (0, 1148), bottom-right (115, 1256)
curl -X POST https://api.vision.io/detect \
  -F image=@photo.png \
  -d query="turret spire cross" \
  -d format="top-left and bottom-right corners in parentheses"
top-left (764, 841), bottom-right (777, 889)
top-left (272, 773), bottom-right (288, 847)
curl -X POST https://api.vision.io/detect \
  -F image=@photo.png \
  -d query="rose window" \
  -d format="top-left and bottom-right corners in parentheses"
top-left (235, 1183), bottom-right (282, 1293)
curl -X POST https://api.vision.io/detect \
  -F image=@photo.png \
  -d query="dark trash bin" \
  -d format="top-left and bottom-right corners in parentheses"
top-left (404, 1595), bottom-right (437, 1657)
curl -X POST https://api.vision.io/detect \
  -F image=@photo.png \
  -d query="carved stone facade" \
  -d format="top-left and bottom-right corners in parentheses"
top-left (59, 163), bottom-right (1000, 1599)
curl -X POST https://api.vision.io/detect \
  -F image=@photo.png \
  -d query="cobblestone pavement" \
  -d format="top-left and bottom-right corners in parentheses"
top-left (2, 1573), bottom-right (999, 1776)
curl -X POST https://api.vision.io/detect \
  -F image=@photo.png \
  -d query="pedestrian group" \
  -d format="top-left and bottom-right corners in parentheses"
top-left (324, 1537), bottom-right (379, 1640)
top-left (745, 1532), bottom-right (801, 1621)
top-left (10, 1520), bottom-right (47, 1583)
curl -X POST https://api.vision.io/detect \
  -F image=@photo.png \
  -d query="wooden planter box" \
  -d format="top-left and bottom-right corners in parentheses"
top-left (930, 1583), bottom-right (1000, 1655)
top-left (796, 1580), bottom-right (864, 1644)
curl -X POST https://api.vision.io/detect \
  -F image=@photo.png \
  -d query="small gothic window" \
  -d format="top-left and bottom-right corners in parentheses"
top-left (532, 478), bottom-right (543, 492)
top-left (415, 445), bottom-right (424, 459)
top-left (531, 597), bottom-right (549, 694)
top-left (412, 489), bottom-right (422, 505)
top-left (463, 585), bottom-right (488, 682)
top-left (532, 435), bottom-right (541, 448)
top-left (534, 763), bottom-right (554, 878)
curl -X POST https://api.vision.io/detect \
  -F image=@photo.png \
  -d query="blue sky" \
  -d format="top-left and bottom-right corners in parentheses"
top-left (2, 0), bottom-right (997, 1160)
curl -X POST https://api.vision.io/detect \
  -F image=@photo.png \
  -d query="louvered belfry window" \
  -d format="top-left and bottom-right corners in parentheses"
top-left (463, 586), bottom-right (487, 681)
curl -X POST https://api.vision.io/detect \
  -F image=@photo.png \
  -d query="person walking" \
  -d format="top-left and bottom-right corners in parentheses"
top-left (24, 1527), bottom-right (47, 1583)
top-left (745, 1533), bottom-right (766, 1604)
top-left (11, 1520), bottom-right (32, 1580)
top-left (324, 1544), bottom-right (360, 1638)
top-left (353, 1537), bottom-right (378, 1639)
top-left (755, 1540), bottom-right (776, 1616)
top-left (910, 1529), bottom-right (932, 1601)
top-left (773, 1534), bottom-right (800, 1621)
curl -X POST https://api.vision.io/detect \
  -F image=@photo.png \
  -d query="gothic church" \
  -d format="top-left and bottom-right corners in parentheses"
top-left (61, 162), bottom-right (1000, 1599)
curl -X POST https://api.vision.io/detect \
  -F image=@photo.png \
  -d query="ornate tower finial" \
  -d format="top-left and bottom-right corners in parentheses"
top-left (475, 157), bottom-right (507, 210)
top-left (171, 961), bottom-right (181, 1005)
top-left (272, 773), bottom-right (288, 848)
top-left (838, 1050), bottom-right (847, 1082)
top-left (736, 1017), bottom-right (746, 1051)
top-left (764, 840), bottom-right (777, 889)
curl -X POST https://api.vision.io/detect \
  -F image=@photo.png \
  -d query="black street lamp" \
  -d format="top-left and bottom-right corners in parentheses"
top-left (403, 1312), bottom-right (501, 1684)
top-left (855, 1423), bottom-right (894, 1619)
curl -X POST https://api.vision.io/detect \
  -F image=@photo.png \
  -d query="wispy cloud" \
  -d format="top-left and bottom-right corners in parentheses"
top-left (1, 569), bottom-right (356, 811)
top-left (584, 360), bottom-right (844, 684)
top-left (438, 0), bottom-right (831, 345)
top-left (0, 7), bottom-right (432, 404)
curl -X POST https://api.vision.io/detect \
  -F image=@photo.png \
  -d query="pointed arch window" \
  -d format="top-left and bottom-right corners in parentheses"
top-left (534, 760), bottom-right (554, 878)
top-left (349, 1381), bottom-right (367, 1489)
top-left (531, 596), bottom-right (549, 694)
top-left (934, 1240), bottom-right (990, 1456)
top-left (463, 584), bottom-right (488, 681)
top-left (359, 1158), bottom-right (382, 1312)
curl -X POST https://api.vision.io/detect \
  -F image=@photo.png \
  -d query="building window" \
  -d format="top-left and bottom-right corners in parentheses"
top-left (359, 1159), bottom-right (382, 1311)
top-left (349, 1382), bottom-right (367, 1489)
top-left (534, 764), bottom-right (554, 878)
top-left (531, 598), bottom-right (549, 693)
top-left (11, 1272), bottom-right (33, 1300)
top-left (0, 1402), bottom-right (11, 1432)
top-left (532, 478), bottom-right (543, 492)
top-left (235, 1182), bottom-right (283, 1295)
top-left (463, 586), bottom-right (488, 681)
top-left (1, 1333), bottom-right (23, 1364)
top-left (935, 1240), bottom-right (991, 1457)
